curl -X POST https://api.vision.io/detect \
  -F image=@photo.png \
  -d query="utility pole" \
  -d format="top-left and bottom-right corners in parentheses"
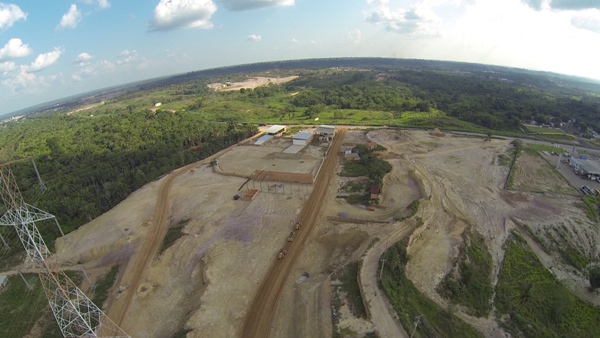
top-left (18, 270), bottom-right (33, 291)
top-left (0, 233), bottom-right (9, 249)
top-left (379, 255), bottom-right (387, 280)
top-left (410, 315), bottom-right (422, 338)
top-left (0, 163), bottom-right (130, 338)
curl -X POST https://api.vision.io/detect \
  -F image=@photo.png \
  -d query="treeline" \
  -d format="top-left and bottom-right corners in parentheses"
top-left (0, 110), bottom-right (256, 242)
top-left (387, 70), bottom-right (600, 131)
top-left (279, 69), bottom-right (600, 131)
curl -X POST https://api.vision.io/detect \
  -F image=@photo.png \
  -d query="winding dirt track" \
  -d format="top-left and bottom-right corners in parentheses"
top-left (241, 128), bottom-right (346, 338)
top-left (106, 142), bottom-right (249, 328)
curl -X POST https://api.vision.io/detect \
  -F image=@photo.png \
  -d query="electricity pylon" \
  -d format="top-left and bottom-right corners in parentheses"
top-left (0, 163), bottom-right (130, 338)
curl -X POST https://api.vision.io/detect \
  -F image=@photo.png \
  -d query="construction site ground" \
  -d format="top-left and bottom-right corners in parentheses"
top-left (48, 129), bottom-right (600, 338)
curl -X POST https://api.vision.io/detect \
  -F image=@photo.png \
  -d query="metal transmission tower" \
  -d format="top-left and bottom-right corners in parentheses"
top-left (0, 164), bottom-right (130, 338)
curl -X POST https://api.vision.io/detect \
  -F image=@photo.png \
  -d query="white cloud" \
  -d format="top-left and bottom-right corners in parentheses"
top-left (399, 0), bottom-right (600, 79)
top-left (27, 48), bottom-right (64, 73)
top-left (56, 5), bottom-right (82, 31)
top-left (118, 49), bottom-right (137, 57)
top-left (78, 0), bottom-right (111, 10)
top-left (99, 60), bottom-right (115, 72)
top-left (71, 65), bottom-right (95, 81)
top-left (219, 0), bottom-right (294, 11)
top-left (74, 52), bottom-right (93, 63)
top-left (1, 67), bottom-right (61, 93)
top-left (148, 0), bottom-right (217, 31)
top-left (0, 38), bottom-right (32, 61)
top-left (365, 1), bottom-right (441, 37)
top-left (347, 29), bottom-right (362, 42)
top-left (289, 38), bottom-right (300, 43)
top-left (0, 61), bottom-right (15, 72)
top-left (248, 34), bottom-right (262, 42)
top-left (572, 10), bottom-right (600, 33)
top-left (0, 3), bottom-right (27, 30)
top-left (98, 0), bottom-right (111, 9)
top-left (117, 49), bottom-right (138, 64)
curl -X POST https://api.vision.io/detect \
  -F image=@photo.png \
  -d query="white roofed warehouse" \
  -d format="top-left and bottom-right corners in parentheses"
top-left (569, 158), bottom-right (600, 179)
top-left (293, 132), bottom-right (313, 146)
top-left (254, 135), bottom-right (273, 146)
top-left (315, 125), bottom-right (336, 142)
top-left (264, 125), bottom-right (287, 135)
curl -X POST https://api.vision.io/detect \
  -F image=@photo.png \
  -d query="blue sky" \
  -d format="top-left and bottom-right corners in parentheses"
top-left (1, 0), bottom-right (600, 115)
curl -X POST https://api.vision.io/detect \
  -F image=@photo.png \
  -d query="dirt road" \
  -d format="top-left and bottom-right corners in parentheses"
top-left (241, 129), bottom-right (346, 338)
top-left (106, 142), bottom-right (251, 328)
top-left (360, 223), bottom-right (416, 338)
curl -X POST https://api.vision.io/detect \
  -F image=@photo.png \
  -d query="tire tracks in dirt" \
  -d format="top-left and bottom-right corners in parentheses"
top-left (105, 140), bottom-right (253, 329)
top-left (241, 129), bottom-right (346, 338)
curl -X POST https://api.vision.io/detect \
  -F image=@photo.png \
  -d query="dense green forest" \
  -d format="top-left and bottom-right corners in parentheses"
top-left (0, 110), bottom-right (255, 263)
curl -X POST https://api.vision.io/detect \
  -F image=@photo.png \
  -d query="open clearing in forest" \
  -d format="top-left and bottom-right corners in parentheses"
top-left (45, 129), bottom-right (599, 338)
top-left (207, 76), bottom-right (299, 91)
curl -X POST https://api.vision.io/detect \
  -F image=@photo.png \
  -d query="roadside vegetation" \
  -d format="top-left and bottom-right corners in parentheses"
top-left (579, 195), bottom-right (600, 223)
top-left (92, 264), bottom-right (120, 308)
top-left (380, 239), bottom-right (482, 338)
top-left (331, 261), bottom-right (369, 338)
top-left (505, 140), bottom-right (523, 189)
top-left (437, 229), bottom-right (493, 317)
top-left (160, 219), bottom-right (190, 254)
top-left (334, 261), bottom-right (368, 319)
top-left (495, 231), bottom-right (600, 337)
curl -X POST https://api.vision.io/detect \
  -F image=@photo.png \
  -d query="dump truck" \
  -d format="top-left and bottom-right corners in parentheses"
top-left (278, 249), bottom-right (287, 259)
top-left (294, 221), bottom-right (302, 230)
top-left (287, 231), bottom-right (296, 242)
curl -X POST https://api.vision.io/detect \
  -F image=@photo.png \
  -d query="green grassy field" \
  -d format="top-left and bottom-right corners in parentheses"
top-left (524, 125), bottom-right (567, 134)
top-left (495, 231), bottom-right (600, 337)
top-left (526, 143), bottom-right (565, 153)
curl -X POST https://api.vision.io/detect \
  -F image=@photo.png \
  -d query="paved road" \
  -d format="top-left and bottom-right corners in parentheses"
top-left (241, 129), bottom-right (346, 338)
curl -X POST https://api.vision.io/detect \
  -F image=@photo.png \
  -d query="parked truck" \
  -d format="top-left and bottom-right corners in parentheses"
top-left (287, 231), bottom-right (296, 242)
top-left (294, 221), bottom-right (302, 230)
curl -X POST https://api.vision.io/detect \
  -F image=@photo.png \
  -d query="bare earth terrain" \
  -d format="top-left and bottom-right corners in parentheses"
top-left (49, 128), bottom-right (599, 338)
top-left (207, 76), bottom-right (299, 92)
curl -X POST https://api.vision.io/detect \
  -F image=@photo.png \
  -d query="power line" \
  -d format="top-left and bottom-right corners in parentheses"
top-left (0, 163), bottom-right (130, 338)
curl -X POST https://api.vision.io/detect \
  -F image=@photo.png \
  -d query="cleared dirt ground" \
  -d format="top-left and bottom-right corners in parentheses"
top-left (207, 76), bottom-right (299, 92)
top-left (48, 128), bottom-right (598, 338)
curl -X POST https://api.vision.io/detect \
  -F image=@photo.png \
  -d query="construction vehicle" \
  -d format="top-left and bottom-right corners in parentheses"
top-left (277, 249), bottom-right (287, 259)
top-left (287, 231), bottom-right (296, 242)
top-left (294, 221), bottom-right (302, 230)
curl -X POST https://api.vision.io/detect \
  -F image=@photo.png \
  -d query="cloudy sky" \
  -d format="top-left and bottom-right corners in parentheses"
top-left (1, 0), bottom-right (600, 115)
